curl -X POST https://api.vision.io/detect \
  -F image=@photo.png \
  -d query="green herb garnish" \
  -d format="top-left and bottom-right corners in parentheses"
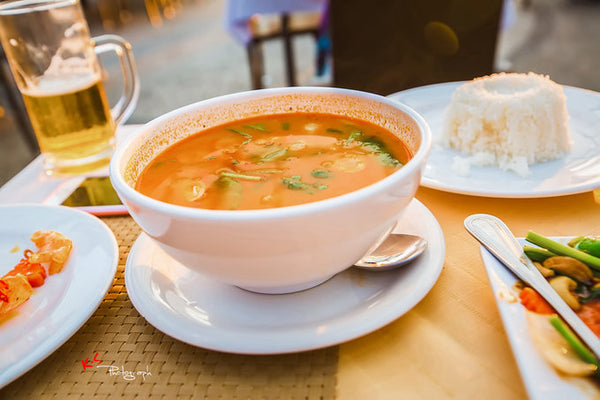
top-left (226, 127), bottom-right (252, 138)
top-left (281, 175), bottom-right (328, 194)
top-left (361, 136), bottom-right (402, 167)
top-left (326, 128), bottom-right (344, 134)
top-left (282, 175), bottom-right (309, 191)
top-left (244, 123), bottom-right (269, 132)
top-left (220, 171), bottom-right (262, 181)
top-left (261, 148), bottom-right (287, 161)
top-left (311, 170), bottom-right (332, 179)
top-left (345, 131), bottom-right (362, 146)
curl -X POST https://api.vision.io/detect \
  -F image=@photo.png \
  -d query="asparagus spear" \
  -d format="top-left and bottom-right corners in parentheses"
top-left (526, 231), bottom-right (600, 271)
top-left (523, 245), bottom-right (556, 262)
top-left (550, 315), bottom-right (600, 372)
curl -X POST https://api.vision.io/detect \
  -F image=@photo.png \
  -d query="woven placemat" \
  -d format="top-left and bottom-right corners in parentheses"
top-left (1, 217), bottom-right (338, 399)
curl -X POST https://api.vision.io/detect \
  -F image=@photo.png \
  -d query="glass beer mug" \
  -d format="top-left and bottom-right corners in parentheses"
top-left (0, 0), bottom-right (139, 175)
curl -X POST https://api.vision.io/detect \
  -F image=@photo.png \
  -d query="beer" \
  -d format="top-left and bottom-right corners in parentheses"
top-left (0, 0), bottom-right (138, 175)
top-left (21, 75), bottom-right (116, 174)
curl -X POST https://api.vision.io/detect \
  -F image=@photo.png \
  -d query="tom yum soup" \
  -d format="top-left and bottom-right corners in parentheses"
top-left (135, 113), bottom-right (412, 210)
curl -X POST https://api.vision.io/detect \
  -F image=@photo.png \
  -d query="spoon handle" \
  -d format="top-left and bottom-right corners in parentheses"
top-left (464, 213), bottom-right (600, 361)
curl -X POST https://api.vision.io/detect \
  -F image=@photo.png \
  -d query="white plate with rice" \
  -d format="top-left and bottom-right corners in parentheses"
top-left (388, 81), bottom-right (600, 198)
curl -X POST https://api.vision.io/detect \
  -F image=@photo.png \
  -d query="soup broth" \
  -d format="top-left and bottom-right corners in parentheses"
top-left (136, 113), bottom-right (412, 210)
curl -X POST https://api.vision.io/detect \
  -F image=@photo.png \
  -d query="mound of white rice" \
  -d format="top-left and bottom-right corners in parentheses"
top-left (441, 72), bottom-right (571, 177)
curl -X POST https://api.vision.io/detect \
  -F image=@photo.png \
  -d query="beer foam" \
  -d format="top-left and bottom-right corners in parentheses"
top-left (22, 21), bottom-right (98, 96)
top-left (22, 70), bottom-right (100, 96)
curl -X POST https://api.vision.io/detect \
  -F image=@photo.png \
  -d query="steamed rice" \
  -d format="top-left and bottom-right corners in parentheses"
top-left (441, 72), bottom-right (571, 177)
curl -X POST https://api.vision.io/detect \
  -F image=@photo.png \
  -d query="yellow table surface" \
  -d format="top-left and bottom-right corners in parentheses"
top-left (337, 187), bottom-right (600, 399)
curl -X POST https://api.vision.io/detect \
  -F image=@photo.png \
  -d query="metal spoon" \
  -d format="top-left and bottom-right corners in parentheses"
top-left (353, 233), bottom-right (428, 271)
top-left (464, 213), bottom-right (600, 360)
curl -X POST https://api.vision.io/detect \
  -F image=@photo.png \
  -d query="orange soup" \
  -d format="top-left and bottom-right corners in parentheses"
top-left (135, 113), bottom-right (412, 210)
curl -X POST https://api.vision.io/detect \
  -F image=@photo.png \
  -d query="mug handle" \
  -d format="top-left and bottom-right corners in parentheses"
top-left (92, 34), bottom-right (140, 125)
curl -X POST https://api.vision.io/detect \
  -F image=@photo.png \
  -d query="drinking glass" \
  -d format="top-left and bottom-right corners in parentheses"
top-left (0, 0), bottom-right (139, 175)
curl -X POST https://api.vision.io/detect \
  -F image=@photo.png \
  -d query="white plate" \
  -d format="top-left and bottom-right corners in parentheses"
top-left (125, 198), bottom-right (445, 354)
top-left (0, 204), bottom-right (118, 388)
top-left (481, 237), bottom-right (600, 400)
top-left (388, 82), bottom-right (600, 198)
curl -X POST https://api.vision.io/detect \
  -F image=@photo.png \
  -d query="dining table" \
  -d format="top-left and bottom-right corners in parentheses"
top-left (0, 121), bottom-right (599, 400)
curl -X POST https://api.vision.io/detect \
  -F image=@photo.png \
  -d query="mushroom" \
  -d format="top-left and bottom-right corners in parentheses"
top-left (543, 256), bottom-right (593, 284)
top-left (533, 261), bottom-right (555, 278)
top-left (549, 276), bottom-right (581, 311)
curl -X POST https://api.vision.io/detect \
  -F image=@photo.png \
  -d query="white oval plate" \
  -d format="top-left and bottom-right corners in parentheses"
top-left (388, 82), bottom-right (600, 198)
top-left (481, 237), bottom-right (600, 400)
top-left (125, 198), bottom-right (445, 354)
top-left (0, 204), bottom-right (118, 388)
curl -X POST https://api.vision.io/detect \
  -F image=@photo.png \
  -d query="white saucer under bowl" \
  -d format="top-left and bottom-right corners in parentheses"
top-left (124, 199), bottom-right (445, 354)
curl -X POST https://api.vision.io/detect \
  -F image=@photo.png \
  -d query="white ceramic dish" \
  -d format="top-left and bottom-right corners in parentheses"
top-left (0, 204), bottom-right (118, 388)
top-left (125, 199), bottom-right (445, 354)
top-left (111, 87), bottom-right (432, 294)
top-left (388, 82), bottom-right (600, 198)
top-left (481, 237), bottom-right (600, 400)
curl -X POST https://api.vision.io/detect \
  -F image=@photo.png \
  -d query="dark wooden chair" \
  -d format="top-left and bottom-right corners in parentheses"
top-left (225, 0), bottom-right (328, 89)
top-left (329, 0), bottom-right (504, 95)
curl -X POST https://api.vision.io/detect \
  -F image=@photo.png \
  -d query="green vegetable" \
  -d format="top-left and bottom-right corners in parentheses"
top-left (345, 131), bottom-right (362, 146)
top-left (281, 175), bottom-right (327, 194)
top-left (549, 315), bottom-right (600, 370)
top-left (282, 175), bottom-right (311, 192)
top-left (244, 123), bottom-right (269, 132)
top-left (260, 148), bottom-right (287, 162)
top-left (282, 122), bottom-right (290, 131)
top-left (227, 128), bottom-right (252, 145)
top-left (326, 128), bottom-right (344, 134)
top-left (311, 170), bottom-right (332, 179)
top-left (214, 176), bottom-right (243, 210)
top-left (570, 236), bottom-right (600, 258)
top-left (361, 137), bottom-right (402, 168)
top-left (226, 127), bottom-right (252, 138)
top-left (523, 245), bottom-right (556, 262)
top-left (526, 231), bottom-right (600, 271)
top-left (220, 171), bottom-right (262, 181)
top-left (376, 152), bottom-right (401, 168)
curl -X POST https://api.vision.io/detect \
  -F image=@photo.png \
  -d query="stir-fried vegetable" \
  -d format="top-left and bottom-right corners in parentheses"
top-left (570, 236), bottom-right (600, 258)
top-left (526, 231), bottom-right (600, 270)
top-left (519, 231), bottom-right (600, 378)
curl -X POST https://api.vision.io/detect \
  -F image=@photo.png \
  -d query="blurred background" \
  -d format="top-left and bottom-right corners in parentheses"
top-left (1, 0), bottom-right (599, 186)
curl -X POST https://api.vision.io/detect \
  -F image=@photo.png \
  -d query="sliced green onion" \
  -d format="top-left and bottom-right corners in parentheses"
top-left (220, 171), bottom-right (262, 181)
top-left (226, 127), bottom-right (252, 138)
top-left (244, 123), bottom-right (269, 132)
top-left (261, 149), bottom-right (287, 161)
